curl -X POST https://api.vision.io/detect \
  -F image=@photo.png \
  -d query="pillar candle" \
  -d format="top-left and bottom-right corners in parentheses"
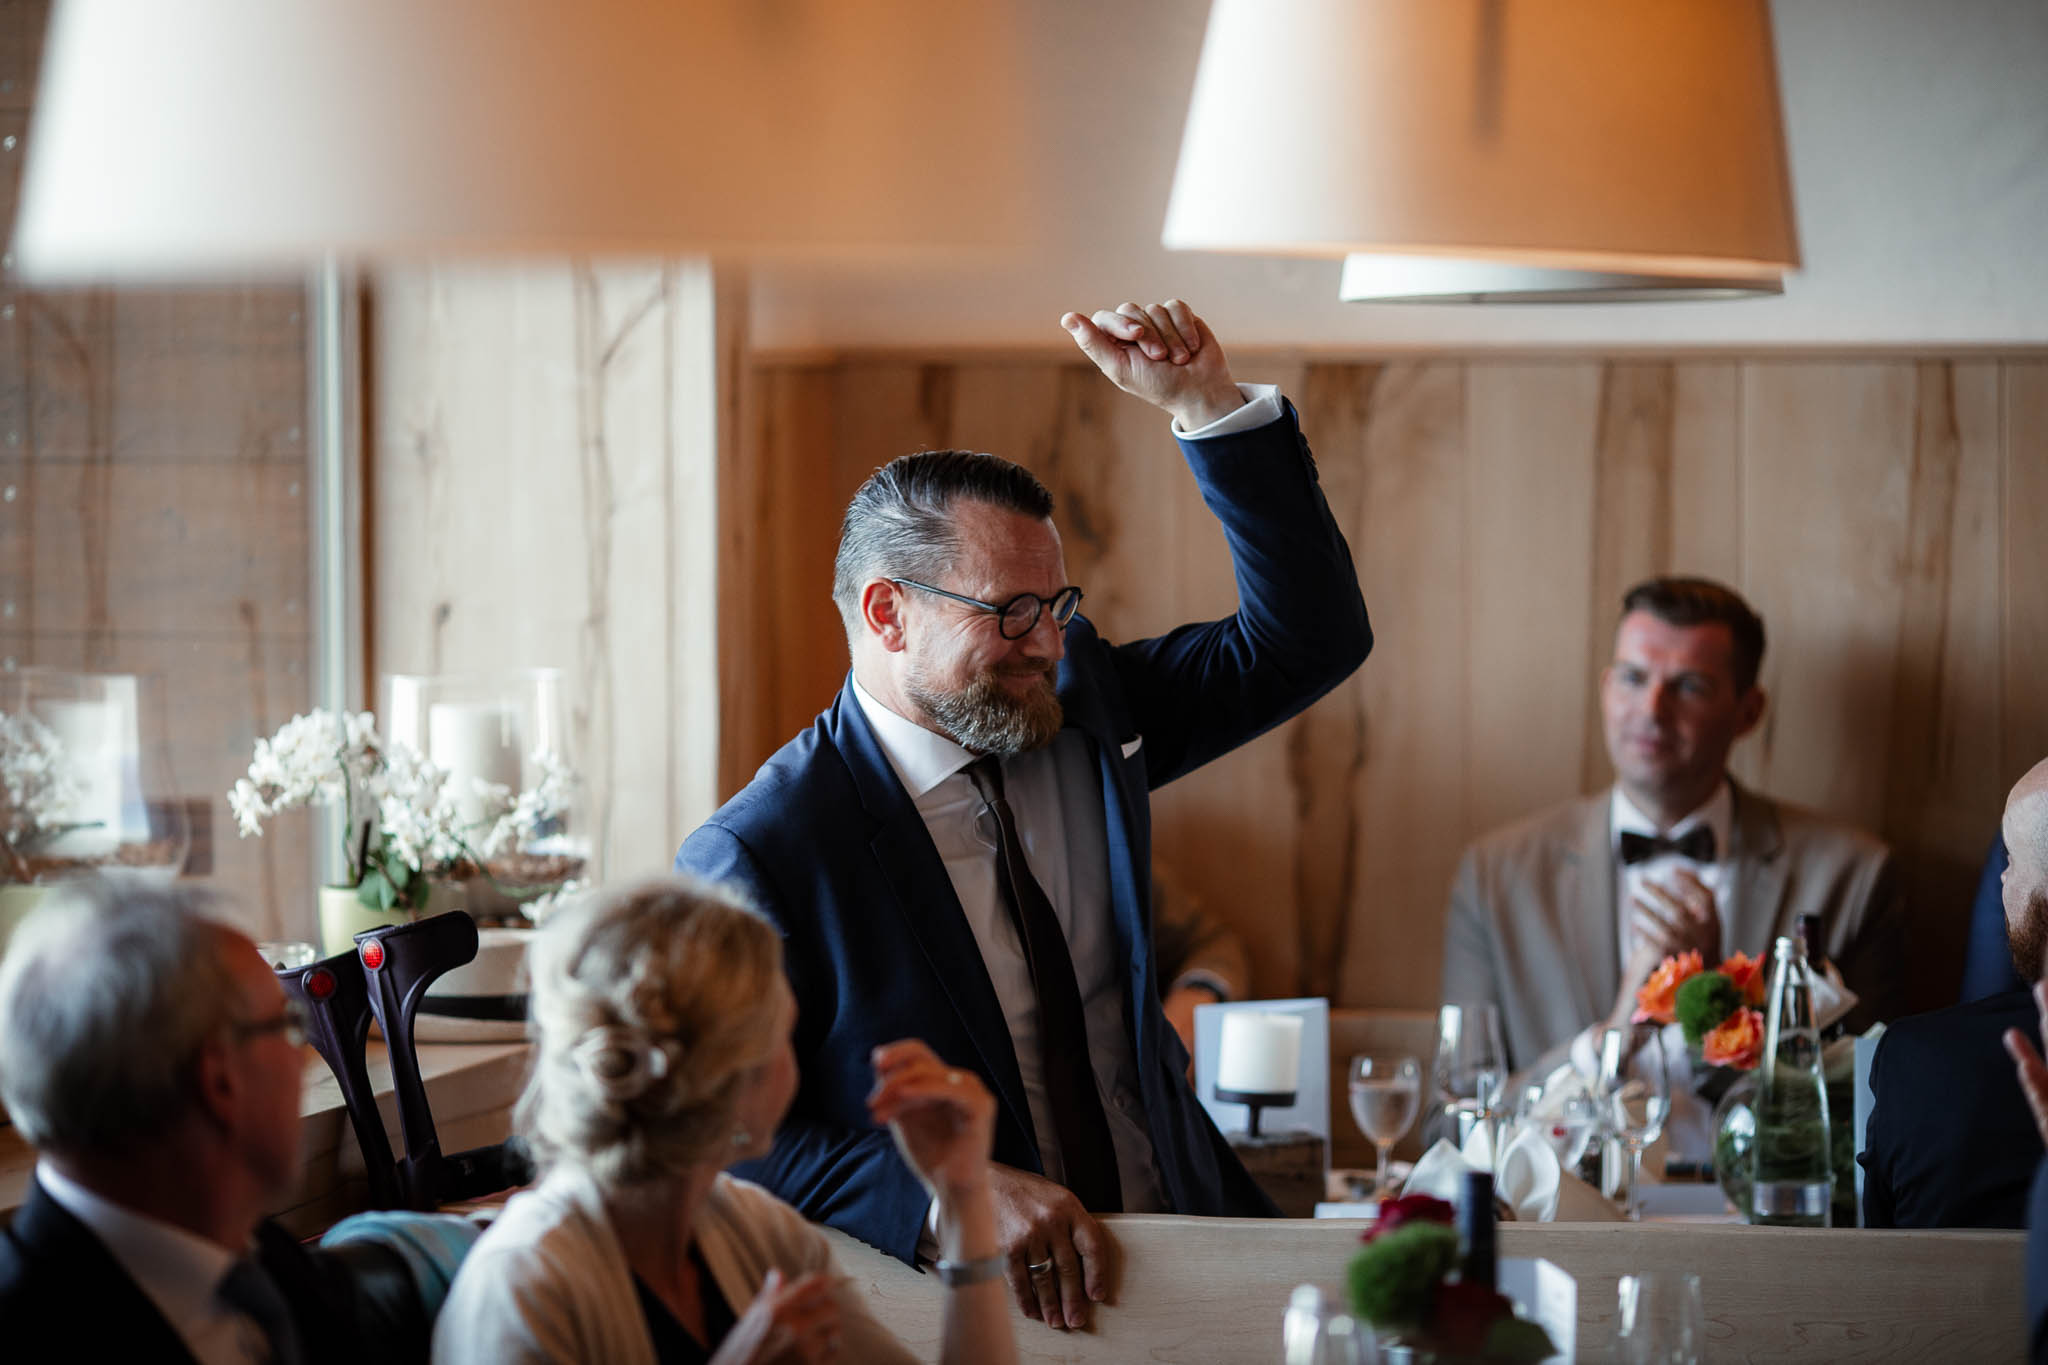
top-left (1217, 1010), bottom-right (1304, 1095)
top-left (428, 702), bottom-right (522, 829)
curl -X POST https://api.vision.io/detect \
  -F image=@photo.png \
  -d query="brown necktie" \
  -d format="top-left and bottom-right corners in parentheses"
top-left (963, 755), bottom-right (1123, 1211)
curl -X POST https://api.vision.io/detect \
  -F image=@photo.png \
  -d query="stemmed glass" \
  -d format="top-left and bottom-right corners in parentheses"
top-left (1603, 1024), bottom-right (1672, 1221)
top-left (1616, 1271), bottom-right (1705, 1364)
top-left (1432, 1002), bottom-right (1508, 1152)
top-left (1348, 1055), bottom-right (1421, 1197)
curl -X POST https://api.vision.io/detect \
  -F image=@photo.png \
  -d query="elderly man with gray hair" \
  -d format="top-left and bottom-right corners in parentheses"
top-left (0, 876), bottom-right (363, 1363)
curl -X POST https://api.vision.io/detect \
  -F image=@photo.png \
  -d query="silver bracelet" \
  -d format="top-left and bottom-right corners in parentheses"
top-left (933, 1254), bottom-right (1006, 1288)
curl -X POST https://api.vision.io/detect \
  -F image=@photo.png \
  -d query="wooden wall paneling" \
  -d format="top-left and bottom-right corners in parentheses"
top-left (1876, 362), bottom-right (2007, 996)
top-left (0, 460), bottom-right (309, 639)
top-left (1463, 364), bottom-right (1603, 836)
top-left (0, 0), bottom-right (45, 114)
top-left (372, 262), bottom-right (724, 886)
top-left (1578, 361), bottom-right (1745, 792)
top-left (1736, 363), bottom-right (1916, 825)
top-left (2007, 361), bottom-right (2048, 785)
top-left (722, 362), bottom-right (843, 795)
top-left (1290, 362), bottom-right (1470, 1009)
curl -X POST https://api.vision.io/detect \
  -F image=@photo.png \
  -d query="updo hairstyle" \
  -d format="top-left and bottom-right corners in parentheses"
top-left (516, 875), bottom-right (785, 1190)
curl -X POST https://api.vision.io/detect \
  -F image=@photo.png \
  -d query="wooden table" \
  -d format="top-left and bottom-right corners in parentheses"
top-left (822, 1214), bottom-right (2026, 1362)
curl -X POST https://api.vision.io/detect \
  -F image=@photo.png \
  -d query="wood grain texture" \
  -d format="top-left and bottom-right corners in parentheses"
top-left (820, 1215), bottom-right (2024, 1363)
top-left (0, 0), bottom-right (316, 935)
top-left (738, 351), bottom-right (2048, 1015)
top-left (371, 261), bottom-right (727, 885)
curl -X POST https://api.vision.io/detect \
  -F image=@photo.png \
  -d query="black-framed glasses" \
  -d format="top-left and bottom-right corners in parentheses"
top-left (891, 579), bottom-right (1084, 640)
top-left (233, 999), bottom-right (309, 1048)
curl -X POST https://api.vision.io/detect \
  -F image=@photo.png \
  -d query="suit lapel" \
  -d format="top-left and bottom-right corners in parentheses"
top-left (825, 687), bottom-right (1036, 1149)
top-left (1557, 796), bottom-right (1618, 1029)
top-left (1725, 781), bottom-right (1787, 959)
top-left (11, 1178), bottom-right (202, 1363)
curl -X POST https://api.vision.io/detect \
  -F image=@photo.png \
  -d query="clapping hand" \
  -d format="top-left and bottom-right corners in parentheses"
top-left (1061, 299), bottom-right (1245, 432)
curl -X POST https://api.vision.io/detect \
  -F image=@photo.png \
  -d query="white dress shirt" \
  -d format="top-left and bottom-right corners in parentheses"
top-left (847, 380), bottom-right (1285, 1241)
top-left (36, 1160), bottom-right (269, 1365)
top-left (1564, 780), bottom-right (1735, 1156)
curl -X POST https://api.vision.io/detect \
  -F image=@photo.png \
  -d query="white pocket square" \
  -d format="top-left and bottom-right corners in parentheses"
top-left (1120, 736), bottom-right (1144, 759)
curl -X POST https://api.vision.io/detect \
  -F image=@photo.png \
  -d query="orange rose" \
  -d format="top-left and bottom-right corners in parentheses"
top-left (1633, 950), bottom-right (1705, 1025)
top-left (1702, 1007), bottom-right (1766, 1069)
top-left (1720, 950), bottom-right (1768, 1006)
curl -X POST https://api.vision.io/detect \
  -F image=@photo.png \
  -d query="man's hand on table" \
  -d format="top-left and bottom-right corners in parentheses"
top-left (1061, 299), bottom-right (1245, 432)
top-left (985, 1161), bottom-right (1115, 1331)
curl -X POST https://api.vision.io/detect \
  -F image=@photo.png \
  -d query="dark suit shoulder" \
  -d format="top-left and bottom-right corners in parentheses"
top-left (1877, 989), bottom-right (2035, 1063)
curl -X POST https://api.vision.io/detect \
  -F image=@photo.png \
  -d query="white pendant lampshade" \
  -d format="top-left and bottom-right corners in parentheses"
top-left (1162, 0), bottom-right (1800, 303)
top-left (12, 0), bottom-right (1035, 283)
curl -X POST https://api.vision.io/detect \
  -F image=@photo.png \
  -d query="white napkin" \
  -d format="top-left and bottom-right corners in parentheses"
top-left (1402, 1130), bottom-right (1619, 1223)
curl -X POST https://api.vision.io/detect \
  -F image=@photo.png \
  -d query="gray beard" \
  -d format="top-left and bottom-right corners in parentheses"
top-left (907, 666), bottom-right (1063, 758)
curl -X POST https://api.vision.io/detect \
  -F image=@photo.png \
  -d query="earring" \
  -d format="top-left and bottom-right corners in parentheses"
top-left (731, 1126), bottom-right (753, 1148)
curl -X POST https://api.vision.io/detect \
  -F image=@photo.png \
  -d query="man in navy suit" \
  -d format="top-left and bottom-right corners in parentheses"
top-left (678, 298), bottom-right (1370, 1330)
top-left (0, 877), bottom-right (366, 1363)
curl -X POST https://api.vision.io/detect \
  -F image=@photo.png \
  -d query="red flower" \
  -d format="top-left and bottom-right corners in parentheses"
top-left (1634, 950), bottom-right (1705, 1025)
top-left (1362, 1194), bottom-right (1455, 1243)
top-left (1720, 950), bottom-right (1768, 1006)
top-left (1702, 1007), bottom-right (1766, 1069)
top-left (1429, 1280), bottom-right (1516, 1356)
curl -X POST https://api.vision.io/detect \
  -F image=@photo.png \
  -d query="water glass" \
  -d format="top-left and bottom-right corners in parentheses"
top-left (1604, 1025), bottom-right (1671, 1221)
top-left (1432, 1002), bottom-right (1508, 1149)
top-left (1616, 1271), bottom-right (1705, 1364)
top-left (1348, 1055), bottom-right (1421, 1197)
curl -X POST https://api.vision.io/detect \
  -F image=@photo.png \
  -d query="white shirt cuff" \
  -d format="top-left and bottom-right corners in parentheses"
top-left (1172, 383), bottom-right (1284, 440)
top-left (915, 1197), bottom-right (941, 1263)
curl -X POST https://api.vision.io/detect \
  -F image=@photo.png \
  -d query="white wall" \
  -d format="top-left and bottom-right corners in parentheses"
top-left (749, 0), bottom-right (2048, 351)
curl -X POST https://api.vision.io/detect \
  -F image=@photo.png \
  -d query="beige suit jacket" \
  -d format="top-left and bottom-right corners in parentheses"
top-left (1440, 781), bottom-right (1907, 1077)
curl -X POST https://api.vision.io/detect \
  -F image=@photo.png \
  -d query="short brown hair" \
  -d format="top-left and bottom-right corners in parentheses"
top-left (1620, 577), bottom-right (1766, 693)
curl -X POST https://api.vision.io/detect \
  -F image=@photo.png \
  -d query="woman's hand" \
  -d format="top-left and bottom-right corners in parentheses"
top-left (708, 1267), bottom-right (842, 1365)
top-left (866, 1039), bottom-right (996, 1198)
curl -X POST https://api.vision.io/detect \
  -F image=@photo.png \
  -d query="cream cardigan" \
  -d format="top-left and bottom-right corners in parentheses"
top-left (431, 1166), bottom-right (918, 1365)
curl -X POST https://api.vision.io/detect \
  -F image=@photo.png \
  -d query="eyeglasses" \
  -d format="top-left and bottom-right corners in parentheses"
top-left (233, 999), bottom-right (309, 1048)
top-left (891, 579), bottom-right (1083, 641)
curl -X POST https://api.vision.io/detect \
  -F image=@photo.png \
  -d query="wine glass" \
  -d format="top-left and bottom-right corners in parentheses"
top-left (1348, 1055), bottom-right (1421, 1197)
top-left (1615, 1271), bottom-right (1705, 1364)
top-left (1606, 1025), bottom-right (1671, 1221)
top-left (1432, 1002), bottom-right (1508, 1151)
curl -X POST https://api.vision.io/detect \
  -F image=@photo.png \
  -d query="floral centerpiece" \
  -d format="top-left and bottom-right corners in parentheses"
top-left (1634, 947), bottom-right (1856, 1224)
top-left (1633, 948), bottom-right (1769, 1068)
top-left (229, 709), bottom-right (580, 947)
top-left (1346, 1195), bottom-right (1557, 1363)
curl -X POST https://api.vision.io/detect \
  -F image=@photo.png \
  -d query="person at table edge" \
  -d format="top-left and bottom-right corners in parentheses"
top-left (1441, 577), bottom-right (1907, 1080)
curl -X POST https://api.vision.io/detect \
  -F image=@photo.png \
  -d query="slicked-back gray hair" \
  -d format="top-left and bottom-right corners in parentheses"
top-left (831, 449), bottom-right (1055, 635)
top-left (0, 875), bottom-right (242, 1154)
top-left (516, 875), bottom-right (786, 1191)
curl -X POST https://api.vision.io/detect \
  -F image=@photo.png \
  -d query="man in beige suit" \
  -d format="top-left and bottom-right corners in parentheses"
top-left (1441, 577), bottom-right (1907, 1078)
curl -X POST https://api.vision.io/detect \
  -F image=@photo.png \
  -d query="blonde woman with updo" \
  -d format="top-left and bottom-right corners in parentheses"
top-left (433, 877), bottom-right (1017, 1365)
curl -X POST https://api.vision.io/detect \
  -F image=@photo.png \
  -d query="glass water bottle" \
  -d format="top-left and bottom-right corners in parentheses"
top-left (1751, 933), bottom-right (1832, 1226)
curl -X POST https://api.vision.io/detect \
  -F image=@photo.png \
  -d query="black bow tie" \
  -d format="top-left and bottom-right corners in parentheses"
top-left (1619, 826), bottom-right (1717, 866)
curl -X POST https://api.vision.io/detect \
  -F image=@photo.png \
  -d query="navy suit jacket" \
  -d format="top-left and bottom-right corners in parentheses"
top-left (0, 1175), bottom-right (366, 1364)
top-left (677, 403), bottom-right (1371, 1262)
top-left (1860, 989), bottom-right (2043, 1227)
